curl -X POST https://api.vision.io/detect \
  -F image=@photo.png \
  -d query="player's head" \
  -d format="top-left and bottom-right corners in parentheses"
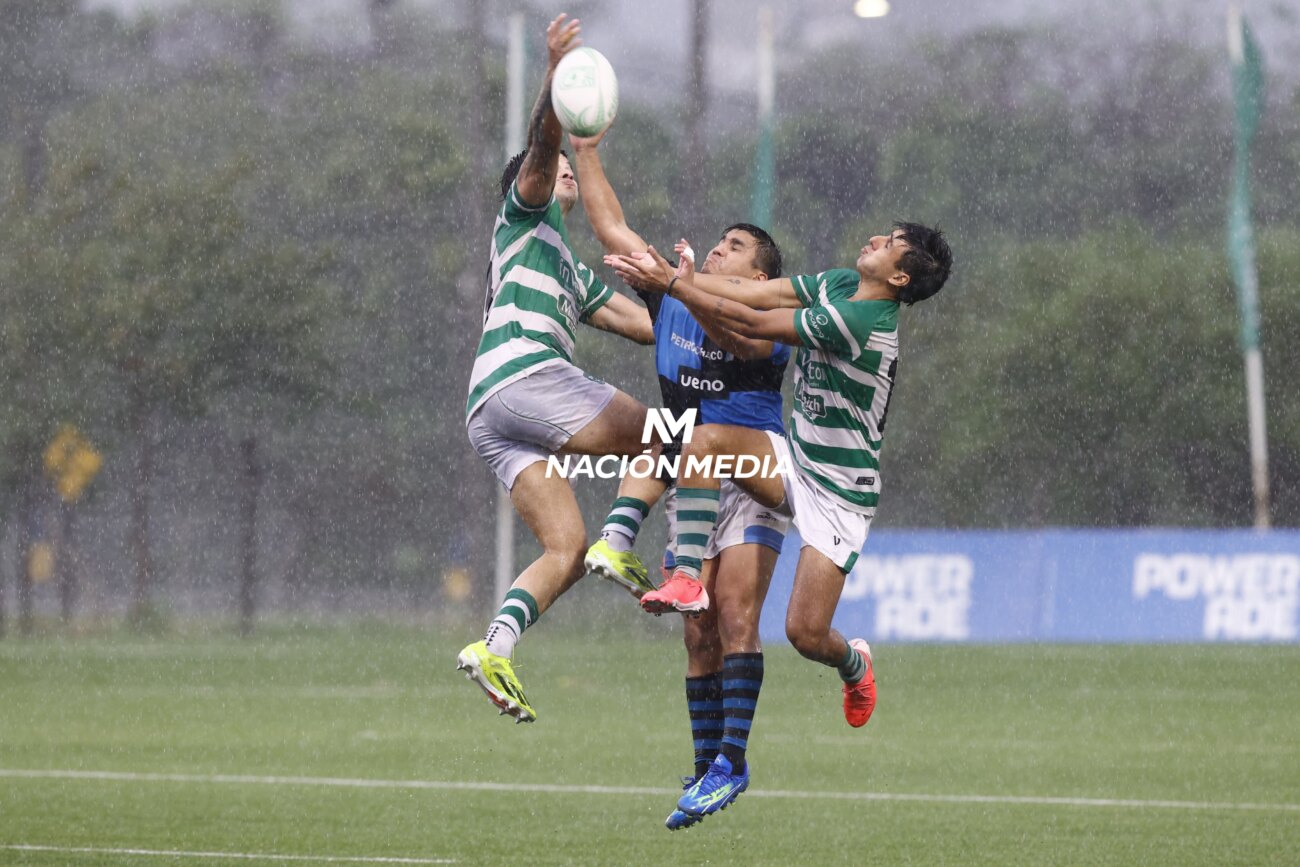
top-left (855, 221), bottom-right (952, 305)
top-left (702, 223), bottom-right (783, 281)
top-left (499, 149), bottom-right (579, 213)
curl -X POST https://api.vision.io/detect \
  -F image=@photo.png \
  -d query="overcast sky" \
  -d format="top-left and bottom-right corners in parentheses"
top-left (82, 0), bottom-right (1300, 97)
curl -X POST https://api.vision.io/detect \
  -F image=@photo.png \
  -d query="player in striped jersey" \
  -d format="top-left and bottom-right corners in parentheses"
top-left (456, 15), bottom-right (658, 725)
top-left (607, 224), bottom-right (952, 732)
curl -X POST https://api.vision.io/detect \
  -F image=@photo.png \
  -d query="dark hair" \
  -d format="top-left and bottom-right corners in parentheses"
top-left (499, 148), bottom-right (569, 200)
top-left (721, 222), bottom-right (783, 279)
top-left (892, 221), bottom-right (952, 305)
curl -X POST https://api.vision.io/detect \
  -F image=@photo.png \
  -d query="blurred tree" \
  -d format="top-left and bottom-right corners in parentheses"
top-left (4, 4), bottom-right (1299, 637)
top-left (33, 122), bottom-right (336, 627)
top-left (884, 225), bottom-right (1300, 528)
top-left (0, 0), bottom-right (79, 204)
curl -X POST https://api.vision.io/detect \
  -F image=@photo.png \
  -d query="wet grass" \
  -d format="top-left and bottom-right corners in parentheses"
top-left (1, 624), bottom-right (1297, 865)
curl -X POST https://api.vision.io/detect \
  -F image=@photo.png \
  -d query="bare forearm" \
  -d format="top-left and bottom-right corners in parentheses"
top-left (670, 279), bottom-right (762, 338)
top-left (573, 147), bottom-right (646, 253)
top-left (690, 272), bottom-right (799, 310)
top-left (525, 68), bottom-right (562, 169)
top-left (697, 317), bottom-right (772, 359)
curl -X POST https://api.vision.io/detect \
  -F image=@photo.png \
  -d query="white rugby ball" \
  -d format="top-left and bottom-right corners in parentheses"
top-left (551, 47), bottom-right (619, 137)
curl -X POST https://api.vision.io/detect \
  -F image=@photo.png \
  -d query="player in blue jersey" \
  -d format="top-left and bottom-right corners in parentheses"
top-left (571, 129), bottom-right (790, 829)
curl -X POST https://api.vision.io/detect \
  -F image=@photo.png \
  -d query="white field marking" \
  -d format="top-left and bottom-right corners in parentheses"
top-left (0, 845), bottom-right (453, 864)
top-left (2, 769), bottom-right (1298, 813)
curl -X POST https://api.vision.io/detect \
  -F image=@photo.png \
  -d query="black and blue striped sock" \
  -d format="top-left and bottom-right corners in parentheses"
top-left (685, 673), bottom-right (724, 780)
top-left (719, 652), bottom-right (764, 775)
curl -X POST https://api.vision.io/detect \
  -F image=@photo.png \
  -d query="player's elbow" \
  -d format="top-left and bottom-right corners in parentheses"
top-left (595, 224), bottom-right (638, 256)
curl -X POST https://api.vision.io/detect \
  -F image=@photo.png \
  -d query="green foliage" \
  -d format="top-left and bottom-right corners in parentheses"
top-left (2, 4), bottom-right (1299, 609)
top-left (886, 225), bottom-right (1300, 528)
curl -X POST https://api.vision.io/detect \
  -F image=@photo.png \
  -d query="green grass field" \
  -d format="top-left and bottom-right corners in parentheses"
top-left (1, 622), bottom-right (1298, 865)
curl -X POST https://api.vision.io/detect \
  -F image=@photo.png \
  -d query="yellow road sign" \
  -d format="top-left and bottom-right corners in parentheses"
top-left (43, 425), bottom-right (103, 503)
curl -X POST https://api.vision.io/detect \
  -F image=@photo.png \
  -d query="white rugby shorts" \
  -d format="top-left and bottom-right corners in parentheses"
top-left (765, 430), bottom-right (871, 573)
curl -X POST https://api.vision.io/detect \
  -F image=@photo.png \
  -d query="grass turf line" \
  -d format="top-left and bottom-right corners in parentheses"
top-left (0, 625), bottom-right (1297, 865)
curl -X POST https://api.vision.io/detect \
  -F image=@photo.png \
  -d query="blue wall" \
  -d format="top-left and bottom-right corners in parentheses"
top-left (758, 529), bottom-right (1300, 643)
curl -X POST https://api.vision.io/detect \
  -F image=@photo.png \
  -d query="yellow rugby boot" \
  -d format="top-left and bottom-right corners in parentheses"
top-left (455, 641), bottom-right (536, 723)
top-left (585, 539), bottom-right (657, 598)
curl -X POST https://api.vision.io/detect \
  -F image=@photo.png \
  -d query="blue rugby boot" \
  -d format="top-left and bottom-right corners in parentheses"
top-left (665, 776), bottom-right (703, 831)
top-left (677, 755), bottom-right (749, 818)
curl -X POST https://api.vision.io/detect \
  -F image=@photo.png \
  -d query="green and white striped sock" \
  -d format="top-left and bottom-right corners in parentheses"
top-left (673, 486), bottom-right (720, 580)
top-left (837, 642), bottom-right (866, 683)
top-left (600, 496), bottom-right (650, 553)
top-left (484, 588), bottom-right (540, 658)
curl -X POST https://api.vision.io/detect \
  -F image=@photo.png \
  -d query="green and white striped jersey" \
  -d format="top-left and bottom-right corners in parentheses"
top-left (465, 182), bottom-right (614, 420)
top-left (788, 268), bottom-right (900, 515)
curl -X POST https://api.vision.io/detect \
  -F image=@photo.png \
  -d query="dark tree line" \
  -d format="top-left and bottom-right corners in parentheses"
top-left (1, 1), bottom-right (1297, 635)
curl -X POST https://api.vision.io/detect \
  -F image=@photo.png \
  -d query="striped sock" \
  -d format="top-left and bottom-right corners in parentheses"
top-left (837, 642), bottom-right (866, 683)
top-left (720, 653), bottom-right (764, 775)
top-left (600, 497), bottom-right (650, 553)
top-left (673, 486), bottom-right (720, 580)
top-left (483, 588), bottom-right (540, 658)
top-left (685, 673), bottom-right (724, 780)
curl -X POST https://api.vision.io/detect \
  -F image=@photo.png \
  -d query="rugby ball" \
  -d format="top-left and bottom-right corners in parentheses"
top-left (551, 47), bottom-right (619, 137)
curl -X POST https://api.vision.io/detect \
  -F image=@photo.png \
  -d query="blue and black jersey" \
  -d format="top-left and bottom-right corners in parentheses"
top-left (641, 291), bottom-right (789, 435)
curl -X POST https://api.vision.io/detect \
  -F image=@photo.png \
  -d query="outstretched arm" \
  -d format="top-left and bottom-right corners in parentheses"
top-left (587, 291), bottom-right (655, 345)
top-left (571, 143), bottom-right (773, 357)
top-left (570, 131), bottom-right (649, 255)
top-left (694, 272), bottom-right (803, 310)
top-left (607, 243), bottom-right (803, 310)
top-left (608, 247), bottom-right (800, 345)
top-left (515, 15), bottom-right (582, 208)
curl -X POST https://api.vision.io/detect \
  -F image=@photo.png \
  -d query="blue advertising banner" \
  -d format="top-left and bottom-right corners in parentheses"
top-left (758, 530), bottom-right (1300, 643)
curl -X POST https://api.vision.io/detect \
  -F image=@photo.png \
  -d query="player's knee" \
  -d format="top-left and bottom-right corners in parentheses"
top-left (718, 609), bottom-right (758, 649)
top-left (683, 617), bottom-right (719, 658)
top-left (544, 534), bottom-right (587, 579)
top-left (683, 424), bottom-right (725, 457)
top-left (785, 620), bottom-right (823, 660)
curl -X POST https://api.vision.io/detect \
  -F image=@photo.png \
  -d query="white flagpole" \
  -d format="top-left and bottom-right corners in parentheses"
top-left (495, 13), bottom-right (525, 603)
top-left (1227, 4), bottom-right (1271, 530)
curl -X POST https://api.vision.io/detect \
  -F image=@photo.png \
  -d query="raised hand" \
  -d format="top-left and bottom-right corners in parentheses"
top-left (604, 245), bottom-right (679, 294)
top-left (672, 239), bottom-right (696, 283)
top-left (568, 126), bottom-right (608, 151)
top-left (546, 14), bottom-right (582, 68)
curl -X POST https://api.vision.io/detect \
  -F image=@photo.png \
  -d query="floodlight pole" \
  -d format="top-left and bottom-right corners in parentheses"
top-left (750, 5), bottom-right (775, 228)
top-left (494, 13), bottom-right (526, 605)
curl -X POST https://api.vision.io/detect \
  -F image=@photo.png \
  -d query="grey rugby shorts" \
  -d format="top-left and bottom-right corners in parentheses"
top-left (466, 362), bottom-right (617, 491)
